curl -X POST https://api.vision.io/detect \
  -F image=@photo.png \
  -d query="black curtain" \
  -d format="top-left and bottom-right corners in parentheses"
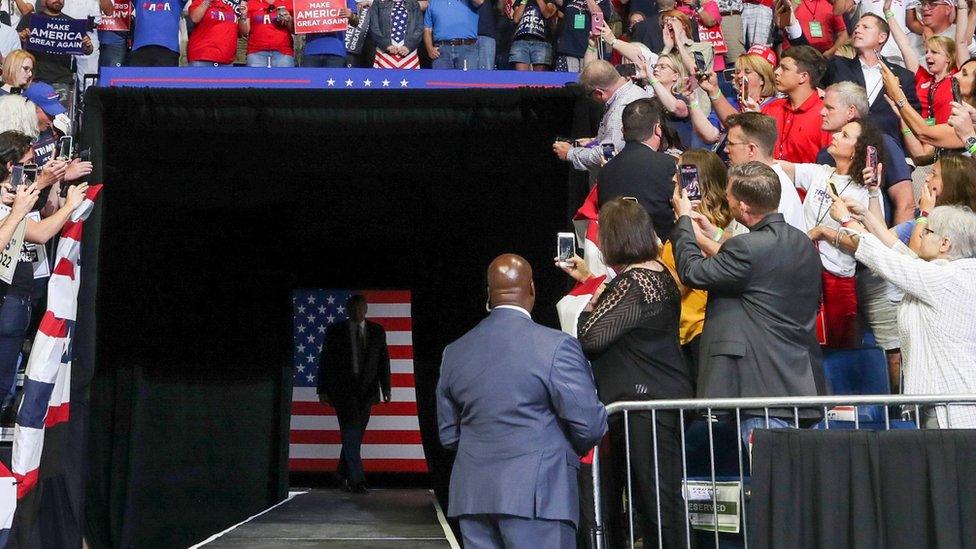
top-left (750, 428), bottom-right (976, 548)
top-left (79, 86), bottom-right (581, 547)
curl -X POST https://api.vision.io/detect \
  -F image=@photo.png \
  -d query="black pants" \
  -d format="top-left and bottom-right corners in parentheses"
top-left (335, 399), bottom-right (373, 483)
top-left (607, 411), bottom-right (688, 549)
top-left (129, 46), bottom-right (179, 67)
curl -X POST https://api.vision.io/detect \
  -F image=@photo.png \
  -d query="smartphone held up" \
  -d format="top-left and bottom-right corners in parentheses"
top-left (557, 233), bottom-right (576, 267)
top-left (679, 164), bottom-right (702, 202)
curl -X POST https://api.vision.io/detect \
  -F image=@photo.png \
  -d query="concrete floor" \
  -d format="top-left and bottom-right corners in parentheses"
top-left (203, 489), bottom-right (453, 548)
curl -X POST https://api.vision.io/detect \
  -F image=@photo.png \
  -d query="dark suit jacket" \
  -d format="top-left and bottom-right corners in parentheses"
top-left (822, 55), bottom-right (919, 142)
top-left (671, 214), bottom-right (826, 416)
top-left (598, 141), bottom-right (678, 242)
top-left (317, 320), bottom-right (391, 408)
top-left (367, 0), bottom-right (424, 52)
top-left (437, 308), bottom-right (607, 524)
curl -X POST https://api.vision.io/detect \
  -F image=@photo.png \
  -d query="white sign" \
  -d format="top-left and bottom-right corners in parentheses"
top-left (683, 480), bottom-right (742, 533)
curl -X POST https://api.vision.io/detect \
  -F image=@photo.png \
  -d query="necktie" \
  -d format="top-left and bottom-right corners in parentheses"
top-left (356, 325), bottom-right (365, 374)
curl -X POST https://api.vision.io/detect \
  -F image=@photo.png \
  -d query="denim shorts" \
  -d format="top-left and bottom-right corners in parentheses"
top-left (508, 39), bottom-right (553, 66)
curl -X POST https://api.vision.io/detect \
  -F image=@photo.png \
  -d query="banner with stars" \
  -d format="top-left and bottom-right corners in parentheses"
top-left (290, 289), bottom-right (427, 473)
top-left (100, 67), bottom-right (578, 90)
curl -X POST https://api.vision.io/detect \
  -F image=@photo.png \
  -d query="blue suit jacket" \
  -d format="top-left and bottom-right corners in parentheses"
top-left (437, 307), bottom-right (608, 525)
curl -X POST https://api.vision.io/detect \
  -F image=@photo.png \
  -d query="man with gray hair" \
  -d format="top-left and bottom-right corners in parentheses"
top-left (817, 81), bottom-right (914, 225)
top-left (552, 60), bottom-right (648, 179)
top-left (671, 161), bottom-right (826, 444)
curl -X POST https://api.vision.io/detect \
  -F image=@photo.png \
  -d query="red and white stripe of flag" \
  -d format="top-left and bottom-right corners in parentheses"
top-left (290, 290), bottom-right (427, 473)
top-left (10, 185), bottom-right (102, 501)
top-left (373, 50), bottom-right (420, 70)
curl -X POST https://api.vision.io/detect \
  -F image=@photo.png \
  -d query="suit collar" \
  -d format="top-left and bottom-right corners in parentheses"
top-left (750, 212), bottom-right (785, 231)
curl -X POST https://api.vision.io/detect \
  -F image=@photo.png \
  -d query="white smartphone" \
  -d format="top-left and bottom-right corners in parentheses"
top-left (557, 232), bottom-right (576, 266)
top-left (57, 136), bottom-right (73, 160)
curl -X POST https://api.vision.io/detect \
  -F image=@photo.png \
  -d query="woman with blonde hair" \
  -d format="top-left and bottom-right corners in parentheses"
top-left (647, 52), bottom-right (710, 149)
top-left (693, 45), bottom-right (778, 144)
top-left (0, 50), bottom-right (35, 95)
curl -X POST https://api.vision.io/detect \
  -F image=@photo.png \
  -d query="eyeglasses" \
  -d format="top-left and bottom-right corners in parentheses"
top-left (726, 140), bottom-right (753, 148)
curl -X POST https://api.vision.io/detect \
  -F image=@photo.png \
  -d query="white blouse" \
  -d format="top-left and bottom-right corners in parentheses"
top-left (855, 234), bottom-right (976, 428)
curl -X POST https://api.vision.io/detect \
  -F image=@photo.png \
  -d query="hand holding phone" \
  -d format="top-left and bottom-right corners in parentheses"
top-left (601, 143), bottom-right (615, 161)
top-left (590, 11), bottom-right (604, 36)
top-left (865, 145), bottom-right (879, 186)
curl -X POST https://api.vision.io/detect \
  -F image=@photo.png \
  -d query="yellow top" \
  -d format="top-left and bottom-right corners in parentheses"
top-left (659, 241), bottom-right (706, 346)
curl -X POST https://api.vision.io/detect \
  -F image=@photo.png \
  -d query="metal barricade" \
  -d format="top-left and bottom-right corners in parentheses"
top-left (588, 394), bottom-right (976, 549)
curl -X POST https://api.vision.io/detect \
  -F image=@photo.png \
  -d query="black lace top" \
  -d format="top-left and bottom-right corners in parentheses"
top-left (578, 266), bottom-right (693, 405)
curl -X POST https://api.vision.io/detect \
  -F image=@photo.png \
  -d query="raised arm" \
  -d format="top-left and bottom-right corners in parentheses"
top-left (884, 0), bottom-right (920, 73)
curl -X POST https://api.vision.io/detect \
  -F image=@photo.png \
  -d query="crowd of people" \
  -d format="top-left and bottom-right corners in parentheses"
top-left (0, 30), bottom-right (90, 427)
top-left (437, 2), bottom-right (976, 546)
top-left (532, 1), bottom-right (976, 541)
top-left (0, 0), bottom-right (971, 72)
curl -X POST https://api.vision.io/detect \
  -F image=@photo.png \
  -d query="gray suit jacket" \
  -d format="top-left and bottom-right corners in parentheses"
top-left (437, 308), bottom-right (607, 524)
top-left (671, 214), bottom-right (826, 415)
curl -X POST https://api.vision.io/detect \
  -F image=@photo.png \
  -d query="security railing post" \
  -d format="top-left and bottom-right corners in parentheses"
top-left (592, 442), bottom-right (605, 549)
top-left (706, 407), bottom-right (719, 548)
top-left (624, 410), bottom-right (634, 548)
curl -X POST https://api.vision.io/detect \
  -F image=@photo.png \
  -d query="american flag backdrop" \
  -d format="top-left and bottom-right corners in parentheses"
top-left (372, 0), bottom-right (420, 69)
top-left (290, 289), bottom-right (427, 473)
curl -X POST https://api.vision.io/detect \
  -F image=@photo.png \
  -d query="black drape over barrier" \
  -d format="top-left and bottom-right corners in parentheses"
top-left (750, 428), bottom-right (976, 548)
top-left (78, 86), bottom-right (580, 547)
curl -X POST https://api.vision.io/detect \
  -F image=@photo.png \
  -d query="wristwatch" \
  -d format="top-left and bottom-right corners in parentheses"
top-left (966, 135), bottom-right (976, 152)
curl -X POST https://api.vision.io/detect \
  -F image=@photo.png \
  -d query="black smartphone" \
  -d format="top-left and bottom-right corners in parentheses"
top-left (866, 145), bottom-right (879, 182)
top-left (557, 232), bottom-right (576, 265)
top-left (952, 78), bottom-right (963, 103)
top-left (601, 143), bottom-right (615, 160)
top-left (828, 180), bottom-right (839, 197)
top-left (679, 164), bottom-right (702, 201)
top-left (57, 136), bottom-right (72, 160)
top-left (8, 164), bottom-right (23, 192)
top-left (22, 163), bottom-right (36, 184)
top-left (616, 63), bottom-right (638, 78)
top-left (78, 148), bottom-right (91, 163)
top-left (693, 51), bottom-right (707, 75)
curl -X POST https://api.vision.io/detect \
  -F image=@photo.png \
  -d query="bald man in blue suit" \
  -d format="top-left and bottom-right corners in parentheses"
top-left (437, 254), bottom-right (608, 548)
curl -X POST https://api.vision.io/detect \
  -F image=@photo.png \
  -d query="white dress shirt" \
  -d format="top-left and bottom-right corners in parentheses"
top-left (493, 304), bottom-right (531, 319)
top-left (855, 234), bottom-right (976, 428)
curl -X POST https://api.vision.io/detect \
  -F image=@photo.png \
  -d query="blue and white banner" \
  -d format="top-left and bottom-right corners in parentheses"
top-left (25, 14), bottom-right (89, 56)
top-left (100, 67), bottom-right (579, 90)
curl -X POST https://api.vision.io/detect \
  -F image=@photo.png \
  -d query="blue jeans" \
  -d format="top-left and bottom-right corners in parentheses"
top-left (0, 293), bottom-right (31, 409)
top-left (189, 61), bottom-right (232, 67)
top-left (431, 42), bottom-right (479, 70)
top-left (302, 54), bottom-right (346, 68)
top-left (739, 416), bottom-right (792, 446)
top-left (99, 43), bottom-right (127, 67)
top-left (246, 51), bottom-right (296, 67)
top-left (477, 35), bottom-right (495, 70)
top-left (508, 39), bottom-right (553, 66)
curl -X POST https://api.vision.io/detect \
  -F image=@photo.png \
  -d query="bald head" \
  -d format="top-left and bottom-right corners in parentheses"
top-left (487, 254), bottom-right (535, 313)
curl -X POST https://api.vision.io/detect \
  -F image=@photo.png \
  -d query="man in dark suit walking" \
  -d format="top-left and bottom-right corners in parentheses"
top-left (671, 162), bottom-right (826, 444)
top-left (317, 294), bottom-right (391, 493)
top-left (437, 254), bottom-right (607, 548)
top-left (598, 97), bottom-right (678, 242)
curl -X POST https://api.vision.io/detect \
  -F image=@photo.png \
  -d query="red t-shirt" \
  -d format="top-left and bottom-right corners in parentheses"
top-left (762, 92), bottom-right (833, 163)
top-left (916, 67), bottom-right (957, 124)
top-left (792, 0), bottom-right (845, 53)
top-left (188, 0), bottom-right (240, 64)
top-left (246, 0), bottom-right (294, 55)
